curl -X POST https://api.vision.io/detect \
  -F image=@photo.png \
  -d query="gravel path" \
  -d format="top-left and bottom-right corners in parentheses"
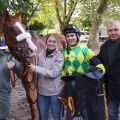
top-left (8, 80), bottom-right (31, 120)
top-left (8, 79), bottom-right (83, 120)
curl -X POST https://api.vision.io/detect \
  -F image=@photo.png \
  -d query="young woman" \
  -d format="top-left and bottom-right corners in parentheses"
top-left (29, 33), bottom-right (64, 120)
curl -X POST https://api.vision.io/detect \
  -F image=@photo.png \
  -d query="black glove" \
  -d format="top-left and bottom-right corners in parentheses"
top-left (61, 73), bottom-right (76, 81)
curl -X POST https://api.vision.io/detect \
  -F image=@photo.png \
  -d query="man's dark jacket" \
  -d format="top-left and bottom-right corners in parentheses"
top-left (98, 39), bottom-right (120, 99)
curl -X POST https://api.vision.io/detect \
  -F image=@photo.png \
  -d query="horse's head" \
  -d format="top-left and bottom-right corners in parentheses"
top-left (2, 10), bottom-right (37, 62)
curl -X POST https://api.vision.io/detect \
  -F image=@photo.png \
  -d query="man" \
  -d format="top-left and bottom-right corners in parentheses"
top-left (0, 46), bottom-right (20, 120)
top-left (59, 24), bottom-right (106, 120)
top-left (98, 20), bottom-right (120, 120)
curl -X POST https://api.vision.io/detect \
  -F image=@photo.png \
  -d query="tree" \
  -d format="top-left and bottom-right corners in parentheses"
top-left (54, 0), bottom-right (79, 33)
top-left (8, 0), bottom-right (41, 25)
top-left (87, 0), bottom-right (109, 51)
top-left (0, 0), bottom-right (119, 44)
top-left (0, 0), bottom-right (41, 27)
top-left (28, 21), bottom-right (45, 31)
top-left (103, 0), bottom-right (120, 23)
top-left (29, 0), bottom-right (57, 34)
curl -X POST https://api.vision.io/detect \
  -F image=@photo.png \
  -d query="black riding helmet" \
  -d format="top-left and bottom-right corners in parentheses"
top-left (64, 24), bottom-right (81, 54)
top-left (63, 24), bottom-right (81, 36)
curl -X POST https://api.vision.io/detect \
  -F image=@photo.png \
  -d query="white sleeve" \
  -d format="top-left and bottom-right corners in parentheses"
top-left (35, 52), bottom-right (64, 79)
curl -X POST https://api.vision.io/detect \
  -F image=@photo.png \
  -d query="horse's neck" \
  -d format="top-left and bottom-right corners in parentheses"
top-left (32, 35), bottom-right (46, 53)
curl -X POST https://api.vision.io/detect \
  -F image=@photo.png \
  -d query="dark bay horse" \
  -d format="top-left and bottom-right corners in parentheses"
top-left (2, 10), bottom-right (66, 120)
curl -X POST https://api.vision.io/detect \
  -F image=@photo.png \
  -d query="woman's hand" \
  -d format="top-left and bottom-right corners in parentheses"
top-left (28, 64), bottom-right (36, 72)
top-left (7, 61), bottom-right (15, 69)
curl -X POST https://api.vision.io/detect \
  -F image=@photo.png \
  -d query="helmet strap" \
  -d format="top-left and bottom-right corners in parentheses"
top-left (76, 33), bottom-right (80, 42)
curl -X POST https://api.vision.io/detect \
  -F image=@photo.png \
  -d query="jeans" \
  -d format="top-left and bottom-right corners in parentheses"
top-left (107, 84), bottom-right (120, 120)
top-left (107, 101), bottom-right (119, 120)
top-left (38, 94), bottom-right (62, 120)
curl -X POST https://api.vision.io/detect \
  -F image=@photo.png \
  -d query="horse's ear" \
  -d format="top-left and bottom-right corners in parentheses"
top-left (3, 9), bottom-right (9, 19)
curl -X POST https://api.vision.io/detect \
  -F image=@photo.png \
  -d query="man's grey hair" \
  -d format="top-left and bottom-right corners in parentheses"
top-left (107, 19), bottom-right (120, 29)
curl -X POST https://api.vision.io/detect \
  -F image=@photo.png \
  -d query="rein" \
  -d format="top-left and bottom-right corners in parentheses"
top-left (5, 26), bottom-right (37, 91)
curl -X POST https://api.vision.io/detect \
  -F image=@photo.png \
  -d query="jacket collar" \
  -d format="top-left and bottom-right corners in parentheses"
top-left (109, 37), bottom-right (120, 44)
top-left (43, 48), bottom-right (59, 57)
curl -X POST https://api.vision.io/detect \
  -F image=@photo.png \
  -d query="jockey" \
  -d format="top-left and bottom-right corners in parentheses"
top-left (58, 24), bottom-right (106, 120)
top-left (29, 33), bottom-right (65, 120)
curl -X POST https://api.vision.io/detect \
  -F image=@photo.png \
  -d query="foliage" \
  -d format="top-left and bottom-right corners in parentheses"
top-left (103, 1), bottom-right (120, 24)
top-left (0, 0), bottom-right (41, 24)
top-left (81, 0), bottom-right (120, 26)
top-left (54, 0), bottom-right (80, 33)
top-left (0, 0), bottom-right (120, 33)
top-left (29, 1), bottom-right (56, 32)
top-left (28, 21), bottom-right (45, 31)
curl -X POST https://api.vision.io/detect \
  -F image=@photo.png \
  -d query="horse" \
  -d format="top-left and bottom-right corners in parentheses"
top-left (2, 9), bottom-right (66, 120)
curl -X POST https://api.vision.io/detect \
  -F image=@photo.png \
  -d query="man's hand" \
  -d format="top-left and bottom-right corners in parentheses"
top-left (7, 61), bottom-right (15, 69)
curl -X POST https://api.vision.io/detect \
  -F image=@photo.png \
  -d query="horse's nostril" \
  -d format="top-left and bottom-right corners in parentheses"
top-left (28, 48), bottom-right (33, 53)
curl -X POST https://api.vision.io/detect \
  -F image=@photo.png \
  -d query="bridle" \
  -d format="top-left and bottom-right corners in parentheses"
top-left (4, 22), bottom-right (33, 63)
top-left (4, 21), bottom-right (38, 92)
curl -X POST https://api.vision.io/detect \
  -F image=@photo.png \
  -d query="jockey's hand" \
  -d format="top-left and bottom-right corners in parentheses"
top-left (28, 64), bottom-right (36, 72)
top-left (7, 61), bottom-right (15, 69)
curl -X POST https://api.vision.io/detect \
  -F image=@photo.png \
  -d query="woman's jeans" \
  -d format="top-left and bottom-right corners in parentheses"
top-left (38, 94), bottom-right (62, 120)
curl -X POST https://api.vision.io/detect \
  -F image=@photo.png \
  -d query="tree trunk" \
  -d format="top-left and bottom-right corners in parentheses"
top-left (88, 0), bottom-right (109, 51)
top-left (88, 17), bottom-right (102, 51)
